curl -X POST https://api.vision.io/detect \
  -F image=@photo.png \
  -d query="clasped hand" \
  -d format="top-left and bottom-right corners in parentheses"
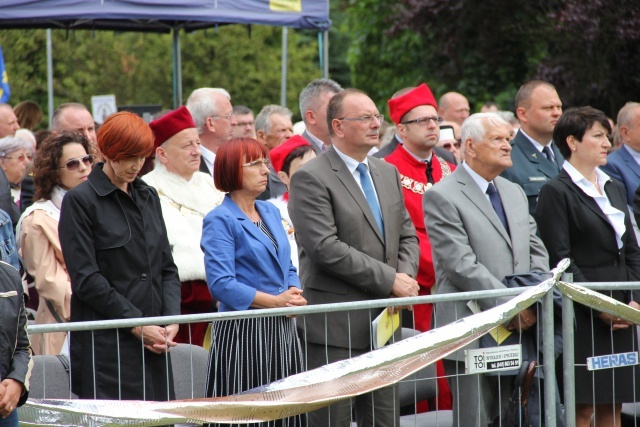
top-left (0, 378), bottom-right (22, 418)
top-left (277, 287), bottom-right (307, 317)
top-left (388, 272), bottom-right (420, 314)
top-left (598, 300), bottom-right (640, 330)
top-left (507, 307), bottom-right (537, 332)
top-left (131, 324), bottom-right (179, 354)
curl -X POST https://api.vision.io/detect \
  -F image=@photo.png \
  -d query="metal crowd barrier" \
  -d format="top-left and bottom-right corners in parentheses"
top-left (23, 275), bottom-right (640, 427)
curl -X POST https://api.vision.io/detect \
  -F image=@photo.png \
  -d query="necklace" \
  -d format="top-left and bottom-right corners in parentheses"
top-left (245, 210), bottom-right (260, 222)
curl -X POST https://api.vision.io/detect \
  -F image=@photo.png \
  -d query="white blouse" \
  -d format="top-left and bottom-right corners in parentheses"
top-left (563, 161), bottom-right (626, 249)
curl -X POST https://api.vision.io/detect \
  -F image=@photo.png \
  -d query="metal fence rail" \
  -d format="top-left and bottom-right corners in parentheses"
top-left (24, 281), bottom-right (640, 427)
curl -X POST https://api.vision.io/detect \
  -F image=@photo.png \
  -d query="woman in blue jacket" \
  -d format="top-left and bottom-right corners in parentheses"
top-left (201, 138), bottom-right (306, 426)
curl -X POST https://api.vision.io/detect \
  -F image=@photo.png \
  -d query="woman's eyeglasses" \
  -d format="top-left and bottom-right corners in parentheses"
top-left (61, 155), bottom-right (94, 171)
top-left (2, 154), bottom-right (33, 162)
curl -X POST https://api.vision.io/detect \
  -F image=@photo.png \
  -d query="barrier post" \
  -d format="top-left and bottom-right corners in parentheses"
top-left (561, 273), bottom-right (576, 427)
top-left (543, 289), bottom-right (557, 425)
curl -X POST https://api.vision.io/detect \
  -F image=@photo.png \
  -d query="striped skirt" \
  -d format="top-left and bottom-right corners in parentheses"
top-left (205, 316), bottom-right (305, 427)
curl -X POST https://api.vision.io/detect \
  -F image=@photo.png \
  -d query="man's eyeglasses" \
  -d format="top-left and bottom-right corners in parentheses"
top-left (337, 114), bottom-right (384, 124)
top-left (402, 116), bottom-right (444, 126)
top-left (61, 155), bottom-right (94, 171)
top-left (2, 153), bottom-right (33, 162)
top-left (242, 159), bottom-right (271, 169)
top-left (441, 141), bottom-right (461, 150)
top-left (210, 114), bottom-right (234, 122)
top-left (235, 121), bottom-right (254, 128)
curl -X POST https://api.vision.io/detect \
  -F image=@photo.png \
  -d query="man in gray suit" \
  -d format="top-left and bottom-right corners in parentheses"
top-left (289, 88), bottom-right (420, 427)
top-left (299, 78), bottom-right (343, 154)
top-left (423, 113), bottom-right (549, 427)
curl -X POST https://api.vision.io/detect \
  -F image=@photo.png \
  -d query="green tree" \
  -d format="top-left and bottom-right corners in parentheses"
top-left (0, 24), bottom-right (320, 125)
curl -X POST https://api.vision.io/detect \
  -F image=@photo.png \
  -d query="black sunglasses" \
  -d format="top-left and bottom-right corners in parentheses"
top-left (61, 155), bottom-right (94, 171)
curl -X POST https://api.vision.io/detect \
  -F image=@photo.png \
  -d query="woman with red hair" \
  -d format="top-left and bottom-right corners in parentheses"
top-left (58, 112), bottom-right (181, 401)
top-left (201, 138), bottom-right (306, 426)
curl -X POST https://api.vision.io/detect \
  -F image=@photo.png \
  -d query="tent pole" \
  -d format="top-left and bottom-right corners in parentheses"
top-left (323, 30), bottom-right (329, 79)
top-left (280, 26), bottom-right (288, 107)
top-left (172, 28), bottom-right (183, 108)
top-left (46, 29), bottom-right (54, 127)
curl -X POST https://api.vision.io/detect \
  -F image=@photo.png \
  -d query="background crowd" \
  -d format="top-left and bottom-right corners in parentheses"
top-left (1, 76), bottom-right (640, 427)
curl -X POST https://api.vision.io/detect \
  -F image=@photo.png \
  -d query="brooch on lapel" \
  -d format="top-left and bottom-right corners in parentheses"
top-left (531, 153), bottom-right (537, 159)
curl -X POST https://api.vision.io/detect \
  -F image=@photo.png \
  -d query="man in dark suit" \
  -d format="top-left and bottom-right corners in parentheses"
top-left (185, 87), bottom-right (236, 178)
top-left (299, 78), bottom-right (343, 154)
top-left (374, 87), bottom-right (456, 164)
top-left (500, 80), bottom-right (564, 215)
top-left (424, 113), bottom-right (549, 427)
top-left (255, 104), bottom-right (294, 200)
top-left (601, 102), bottom-right (640, 205)
top-left (289, 88), bottom-right (420, 427)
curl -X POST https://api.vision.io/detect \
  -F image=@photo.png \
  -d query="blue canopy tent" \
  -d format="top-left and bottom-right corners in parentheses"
top-left (0, 0), bottom-right (331, 118)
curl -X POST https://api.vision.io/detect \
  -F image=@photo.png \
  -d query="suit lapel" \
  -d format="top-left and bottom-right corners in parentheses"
top-left (558, 171), bottom-right (610, 226)
top-left (457, 167), bottom-right (512, 247)
top-left (513, 135), bottom-right (559, 178)
top-left (256, 202), bottom-right (287, 278)
top-left (223, 197), bottom-right (279, 264)
top-left (551, 143), bottom-right (565, 171)
top-left (620, 147), bottom-right (640, 181)
top-left (327, 148), bottom-right (384, 243)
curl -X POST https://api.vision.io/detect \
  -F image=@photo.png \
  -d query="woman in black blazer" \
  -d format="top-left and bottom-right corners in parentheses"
top-left (535, 107), bottom-right (640, 427)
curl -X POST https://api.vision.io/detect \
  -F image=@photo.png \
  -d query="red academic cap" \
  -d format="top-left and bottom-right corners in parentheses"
top-left (269, 135), bottom-right (311, 173)
top-left (387, 83), bottom-right (438, 125)
top-left (149, 106), bottom-right (196, 150)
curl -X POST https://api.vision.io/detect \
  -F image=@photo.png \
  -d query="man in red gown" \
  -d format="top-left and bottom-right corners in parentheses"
top-left (384, 83), bottom-right (455, 410)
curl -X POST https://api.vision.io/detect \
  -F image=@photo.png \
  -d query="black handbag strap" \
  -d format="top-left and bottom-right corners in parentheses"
top-left (45, 299), bottom-right (65, 324)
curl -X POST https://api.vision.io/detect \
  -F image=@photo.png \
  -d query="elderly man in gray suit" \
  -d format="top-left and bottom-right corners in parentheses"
top-left (289, 88), bottom-right (420, 427)
top-left (423, 113), bottom-right (549, 427)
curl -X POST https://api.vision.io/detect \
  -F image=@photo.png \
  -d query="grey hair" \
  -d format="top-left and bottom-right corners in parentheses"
top-left (51, 103), bottom-right (89, 132)
top-left (461, 113), bottom-right (510, 147)
top-left (299, 79), bottom-right (343, 124)
top-left (233, 105), bottom-right (253, 116)
top-left (255, 105), bottom-right (293, 133)
top-left (617, 102), bottom-right (640, 128)
top-left (186, 88), bottom-right (232, 135)
top-left (495, 110), bottom-right (519, 126)
top-left (0, 135), bottom-right (34, 157)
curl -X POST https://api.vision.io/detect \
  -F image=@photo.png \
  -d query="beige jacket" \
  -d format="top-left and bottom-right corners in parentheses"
top-left (20, 209), bottom-right (70, 355)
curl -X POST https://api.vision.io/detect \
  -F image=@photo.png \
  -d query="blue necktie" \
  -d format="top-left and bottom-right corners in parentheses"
top-left (486, 182), bottom-right (510, 235)
top-left (356, 163), bottom-right (384, 237)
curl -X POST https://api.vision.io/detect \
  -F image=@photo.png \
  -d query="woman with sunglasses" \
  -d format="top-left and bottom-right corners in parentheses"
top-left (201, 138), bottom-right (306, 426)
top-left (58, 112), bottom-right (181, 401)
top-left (16, 131), bottom-right (92, 355)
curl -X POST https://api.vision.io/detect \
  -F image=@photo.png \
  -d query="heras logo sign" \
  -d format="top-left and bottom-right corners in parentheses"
top-left (586, 351), bottom-right (639, 371)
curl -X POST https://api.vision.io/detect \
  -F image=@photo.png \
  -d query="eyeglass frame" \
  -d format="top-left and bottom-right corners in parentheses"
top-left (242, 159), bottom-right (271, 169)
top-left (60, 154), bottom-right (94, 171)
top-left (440, 141), bottom-right (462, 150)
top-left (209, 113), bottom-right (234, 122)
top-left (336, 114), bottom-right (384, 124)
top-left (401, 116), bottom-right (444, 126)
top-left (1, 153), bottom-right (33, 162)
